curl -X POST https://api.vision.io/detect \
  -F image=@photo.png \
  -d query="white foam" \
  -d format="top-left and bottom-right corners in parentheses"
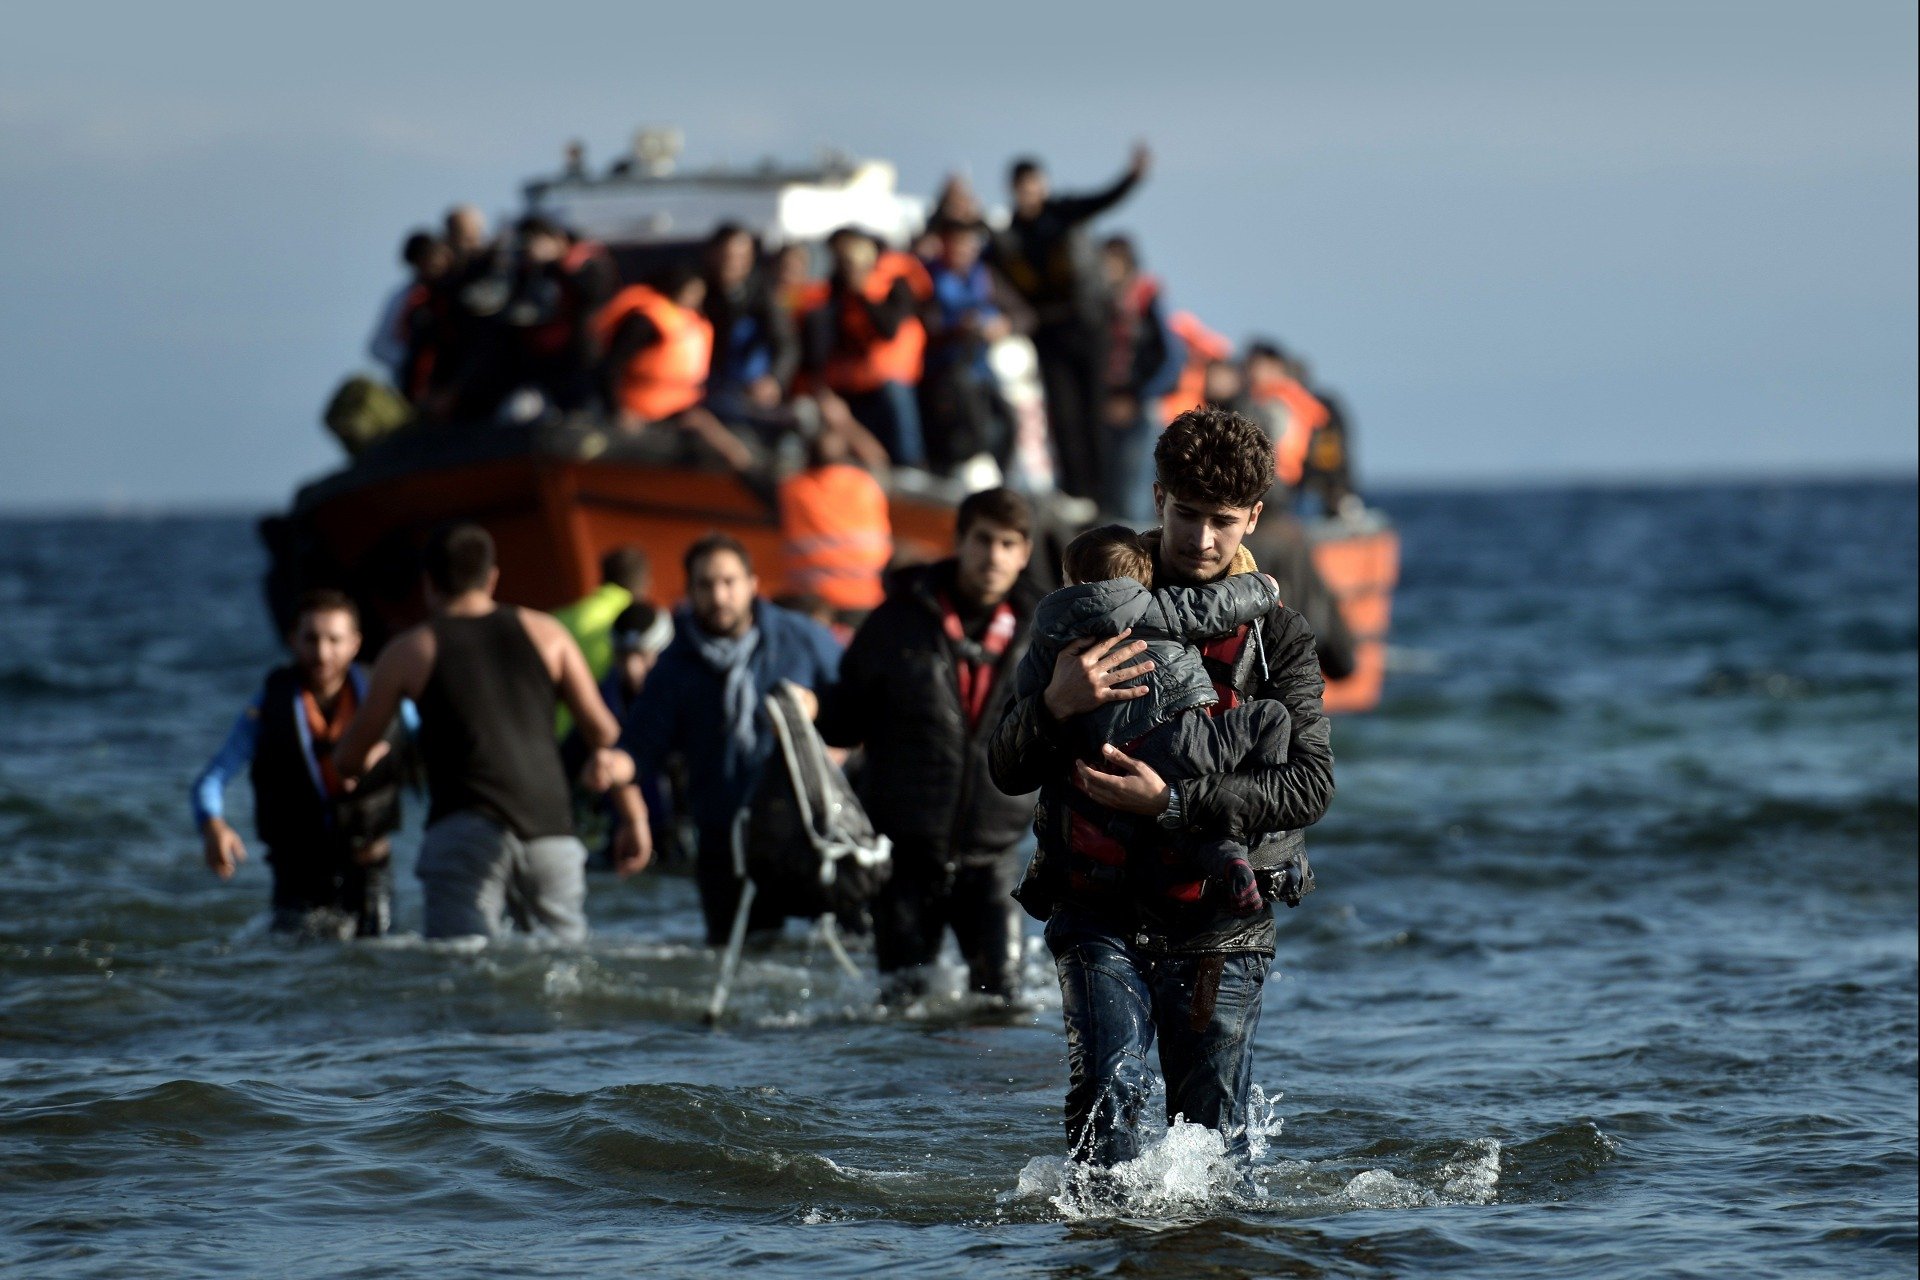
top-left (1002, 1085), bottom-right (1504, 1221)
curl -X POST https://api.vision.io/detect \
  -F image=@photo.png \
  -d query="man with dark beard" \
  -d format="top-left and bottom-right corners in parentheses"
top-left (622, 534), bottom-right (843, 944)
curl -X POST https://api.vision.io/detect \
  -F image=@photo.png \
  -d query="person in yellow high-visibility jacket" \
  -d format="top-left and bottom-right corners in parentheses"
top-left (553, 546), bottom-right (653, 734)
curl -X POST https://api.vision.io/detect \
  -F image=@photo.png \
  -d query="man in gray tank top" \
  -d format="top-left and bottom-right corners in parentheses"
top-left (336, 524), bottom-right (650, 941)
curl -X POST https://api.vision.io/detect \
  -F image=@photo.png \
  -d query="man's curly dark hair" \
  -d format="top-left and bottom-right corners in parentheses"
top-left (1153, 406), bottom-right (1275, 509)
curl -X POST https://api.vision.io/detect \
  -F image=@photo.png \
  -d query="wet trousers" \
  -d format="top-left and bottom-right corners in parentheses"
top-left (417, 810), bottom-right (588, 943)
top-left (1045, 907), bottom-right (1271, 1166)
top-left (873, 854), bottom-right (1024, 1001)
top-left (697, 820), bottom-right (789, 947)
top-left (267, 844), bottom-right (391, 939)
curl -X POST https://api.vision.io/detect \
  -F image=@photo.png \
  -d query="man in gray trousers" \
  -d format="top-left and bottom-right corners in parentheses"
top-left (336, 523), bottom-right (651, 940)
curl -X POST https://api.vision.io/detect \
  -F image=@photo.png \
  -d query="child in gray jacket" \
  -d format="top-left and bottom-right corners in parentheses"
top-left (1014, 525), bottom-right (1292, 914)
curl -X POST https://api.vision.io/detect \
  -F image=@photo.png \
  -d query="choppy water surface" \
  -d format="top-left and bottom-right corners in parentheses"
top-left (2, 480), bottom-right (1914, 1278)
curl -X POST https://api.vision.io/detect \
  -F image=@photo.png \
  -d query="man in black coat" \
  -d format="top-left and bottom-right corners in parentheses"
top-left (992, 144), bottom-right (1150, 500)
top-left (815, 487), bottom-right (1041, 1003)
top-left (988, 408), bottom-right (1335, 1167)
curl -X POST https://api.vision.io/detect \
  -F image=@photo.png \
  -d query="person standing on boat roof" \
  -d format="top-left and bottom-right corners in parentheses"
top-left (335, 523), bottom-right (652, 942)
top-left (801, 227), bottom-right (932, 470)
top-left (987, 408), bottom-right (1334, 1169)
top-left (620, 533), bottom-right (843, 946)
top-left (991, 143), bottom-right (1151, 502)
top-left (811, 487), bottom-right (1042, 1005)
top-left (192, 589), bottom-right (414, 939)
top-left (595, 262), bottom-right (755, 471)
top-left (700, 222), bottom-right (801, 441)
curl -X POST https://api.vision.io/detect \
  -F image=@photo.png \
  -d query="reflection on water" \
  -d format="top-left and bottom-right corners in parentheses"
top-left (0, 479), bottom-right (1914, 1278)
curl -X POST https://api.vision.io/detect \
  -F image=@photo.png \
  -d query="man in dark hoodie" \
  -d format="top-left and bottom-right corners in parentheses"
top-left (814, 487), bottom-right (1040, 1004)
top-left (988, 407), bottom-right (1334, 1169)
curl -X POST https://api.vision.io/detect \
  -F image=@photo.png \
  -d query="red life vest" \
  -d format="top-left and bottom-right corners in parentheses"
top-left (1159, 310), bottom-right (1233, 424)
top-left (815, 253), bottom-right (930, 394)
top-left (594, 285), bottom-right (714, 421)
top-left (1249, 370), bottom-right (1327, 487)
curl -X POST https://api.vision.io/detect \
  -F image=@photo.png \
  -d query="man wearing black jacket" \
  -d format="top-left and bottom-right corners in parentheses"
top-left (988, 408), bottom-right (1334, 1167)
top-left (816, 487), bottom-right (1040, 1003)
top-left (992, 144), bottom-right (1150, 500)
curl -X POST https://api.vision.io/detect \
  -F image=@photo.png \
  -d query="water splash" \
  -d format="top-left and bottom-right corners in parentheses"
top-left (1004, 1082), bottom-right (1505, 1221)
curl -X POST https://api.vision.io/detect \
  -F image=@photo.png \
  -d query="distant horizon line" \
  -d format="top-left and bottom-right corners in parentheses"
top-left (0, 463), bottom-right (1912, 520)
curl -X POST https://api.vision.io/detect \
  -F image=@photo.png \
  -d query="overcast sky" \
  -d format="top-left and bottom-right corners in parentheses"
top-left (1, 0), bottom-right (1913, 509)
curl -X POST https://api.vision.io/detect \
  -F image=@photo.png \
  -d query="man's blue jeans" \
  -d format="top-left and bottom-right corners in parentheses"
top-left (1045, 907), bottom-right (1272, 1166)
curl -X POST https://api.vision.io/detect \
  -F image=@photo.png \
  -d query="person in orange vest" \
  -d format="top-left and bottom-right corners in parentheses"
top-left (595, 262), bottom-right (753, 471)
top-left (1244, 339), bottom-right (1327, 493)
top-left (779, 425), bottom-right (894, 618)
top-left (1098, 235), bottom-right (1186, 523)
top-left (1159, 312), bottom-right (1234, 424)
top-left (801, 227), bottom-right (930, 469)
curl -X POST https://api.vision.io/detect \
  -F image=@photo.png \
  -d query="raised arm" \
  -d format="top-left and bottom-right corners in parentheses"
top-left (1055, 143), bottom-right (1151, 225)
top-left (1148, 573), bottom-right (1280, 644)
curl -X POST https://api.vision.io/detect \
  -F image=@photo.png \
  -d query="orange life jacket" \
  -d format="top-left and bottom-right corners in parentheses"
top-left (1158, 311), bottom-right (1233, 424)
top-left (593, 285), bottom-right (713, 421)
top-left (816, 253), bottom-right (930, 394)
top-left (779, 464), bottom-right (893, 610)
top-left (1249, 370), bottom-right (1328, 487)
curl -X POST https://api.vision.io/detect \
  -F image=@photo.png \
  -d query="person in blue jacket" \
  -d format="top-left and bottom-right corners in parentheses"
top-left (191, 589), bottom-right (417, 938)
top-left (622, 533), bottom-right (843, 944)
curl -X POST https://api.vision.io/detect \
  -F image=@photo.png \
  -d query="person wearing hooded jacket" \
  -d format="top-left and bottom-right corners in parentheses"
top-left (814, 487), bottom-right (1041, 1003)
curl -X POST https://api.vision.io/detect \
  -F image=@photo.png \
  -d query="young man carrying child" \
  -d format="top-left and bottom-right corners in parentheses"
top-left (989, 407), bottom-right (1334, 1170)
top-left (1014, 524), bottom-right (1289, 917)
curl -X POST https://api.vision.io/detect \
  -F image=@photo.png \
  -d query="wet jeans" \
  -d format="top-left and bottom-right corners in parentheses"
top-left (873, 855), bottom-right (1024, 1002)
top-left (1045, 908), bottom-right (1272, 1166)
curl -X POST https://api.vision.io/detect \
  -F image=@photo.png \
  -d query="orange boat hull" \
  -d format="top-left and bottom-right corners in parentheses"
top-left (268, 424), bottom-right (1395, 711)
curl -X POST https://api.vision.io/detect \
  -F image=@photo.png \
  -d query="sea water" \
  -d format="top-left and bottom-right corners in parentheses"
top-left (1, 479), bottom-right (1913, 1277)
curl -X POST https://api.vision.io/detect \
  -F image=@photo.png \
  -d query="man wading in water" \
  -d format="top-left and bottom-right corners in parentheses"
top-left (988, 407), bottom-right (1333, 1168)
top-left (337, 523), bottom-right (650, 941)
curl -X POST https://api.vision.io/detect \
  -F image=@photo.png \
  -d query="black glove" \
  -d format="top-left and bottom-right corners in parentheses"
top-left (1221, 857), bottom-right (1264, 916)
